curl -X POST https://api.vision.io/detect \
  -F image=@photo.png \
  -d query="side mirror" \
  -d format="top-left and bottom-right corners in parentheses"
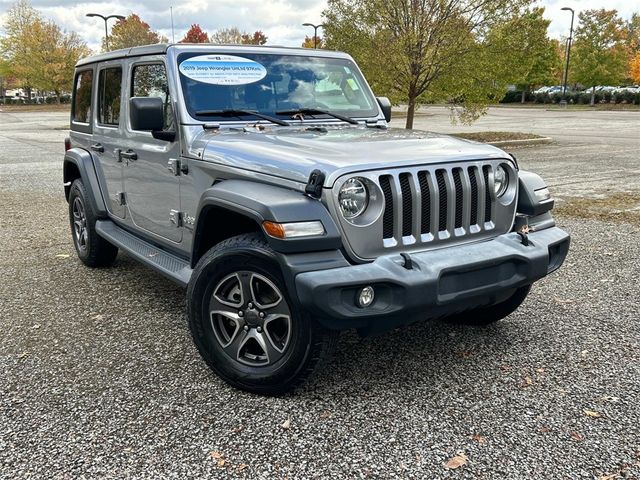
top-left (376, 96), bottom-right (392, 122)
top-left (130, 97), bottom-right (165, 132)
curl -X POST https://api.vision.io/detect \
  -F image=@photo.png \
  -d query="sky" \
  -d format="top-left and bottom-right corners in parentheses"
top-left (0, 0), bottom-right (637, 53)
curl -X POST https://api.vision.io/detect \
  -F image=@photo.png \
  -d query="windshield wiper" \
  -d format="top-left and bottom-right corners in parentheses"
top-left (194, 109), bottom-right (291, 127)
top-left (276, 108), bottom-right (359, 125)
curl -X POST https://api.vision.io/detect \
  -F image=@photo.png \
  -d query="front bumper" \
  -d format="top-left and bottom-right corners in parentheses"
top-left (294, 227), bottom-right (570, 332)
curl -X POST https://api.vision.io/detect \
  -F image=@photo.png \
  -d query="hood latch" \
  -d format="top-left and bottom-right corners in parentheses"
top-left (305, 169), bottom-right (325, 199)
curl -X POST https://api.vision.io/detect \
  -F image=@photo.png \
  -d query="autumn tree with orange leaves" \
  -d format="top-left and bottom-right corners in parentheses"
top-left (181, 24), bottom-right (209, 43)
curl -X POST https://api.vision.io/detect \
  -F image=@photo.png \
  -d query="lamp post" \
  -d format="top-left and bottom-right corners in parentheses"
top-left (560, 7), bottom-right (575, 103)
top-left (86, 13), bottom-right (126, 50)
top-left (302, 23), bottom-right (324, 49)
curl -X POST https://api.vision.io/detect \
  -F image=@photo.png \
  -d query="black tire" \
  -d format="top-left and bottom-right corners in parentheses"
top-left (68, 179), bottom-right (118, 268)
top-left (444, 285), bottom-right (532, 326)
top-left (187, 233), bottom-right (337, 395)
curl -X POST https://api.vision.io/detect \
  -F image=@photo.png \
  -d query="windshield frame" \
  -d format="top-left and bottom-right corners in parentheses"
top-left (172, 47), bottom-right (382, 125)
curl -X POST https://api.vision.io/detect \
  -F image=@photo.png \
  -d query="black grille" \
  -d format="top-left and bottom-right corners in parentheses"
top-left (436, 170), bottom-right (447, 231)
top-left (452, 168), bottom-right (463, 229)
top-left (482, 166), bottom-right (492, 222)
top-left (399, 173), bottom-right (413, 237)
top-left (418, 171), bottom-right (431, 234)
top-left (468, 167), bottom-right (479, 226)
top-left (380, 175), bottom-right (394, 239)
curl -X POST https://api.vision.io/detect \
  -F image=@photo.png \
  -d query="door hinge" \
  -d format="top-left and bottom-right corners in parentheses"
top-left (167, 159), bottom-right (180, 176)
top-left (116, 192), bottom-right (126, 206)
top-left (169, 209), bottom-right (183, 227)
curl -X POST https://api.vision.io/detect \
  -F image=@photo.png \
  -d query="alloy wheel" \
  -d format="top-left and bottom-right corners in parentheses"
top-left (209, 271), bottom-right (292, 367)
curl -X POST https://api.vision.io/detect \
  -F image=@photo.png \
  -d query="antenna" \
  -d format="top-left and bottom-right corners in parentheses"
top-left (170, 6), bottom-right (175, 43)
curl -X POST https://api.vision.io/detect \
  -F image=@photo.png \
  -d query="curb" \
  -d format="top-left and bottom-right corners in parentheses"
top-left (487, 137), bottom-right (553, 147)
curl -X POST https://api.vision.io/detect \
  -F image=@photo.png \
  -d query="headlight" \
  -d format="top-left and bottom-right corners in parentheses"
top-left (338, 177), bottom-right (369, 219)
top-left (494, 165), bottom-right (509, 197)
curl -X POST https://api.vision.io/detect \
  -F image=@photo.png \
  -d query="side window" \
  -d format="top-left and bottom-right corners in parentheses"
top-left (97, 67), bottom-right (122, 126)
top-left (72, 70), bottom-right (93, 124)
top-left (132, 64), bottom-right (174, 131)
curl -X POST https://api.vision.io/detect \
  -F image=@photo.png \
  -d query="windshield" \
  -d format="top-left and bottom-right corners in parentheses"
top-left (177, 52), bottom-right (379, 122)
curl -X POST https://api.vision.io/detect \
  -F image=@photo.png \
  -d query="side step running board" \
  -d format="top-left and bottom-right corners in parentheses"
top-left (95, 220), bottom-right (192, 287)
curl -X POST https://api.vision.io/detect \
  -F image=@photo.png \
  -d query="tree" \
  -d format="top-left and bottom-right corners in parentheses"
top-left (210, 27), bottom-right (267, 45)
top-left (242, 31), bottom-right (268, 45)
top-left (323, 0), bottom-right (536, 128)
top-left (0, 0), bottom-right (42, 101)
top-left (630, 53), bottom-right (640, 84)
top-left (507, 9), bottom-right (562, 102)
top-left (181, 24), bottom-right (209, 43)
top-left (302, 35), bottom-right (323, 49)
top-left (210, 27), bottom-right (244, 44)
top-left (571, 9), bottom-right (628, 105)
top-left (103, 14), bottom-right (166, 51)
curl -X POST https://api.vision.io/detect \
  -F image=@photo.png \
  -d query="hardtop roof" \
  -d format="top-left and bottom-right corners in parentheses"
top-left (75, 43), bottom-right (351, 68)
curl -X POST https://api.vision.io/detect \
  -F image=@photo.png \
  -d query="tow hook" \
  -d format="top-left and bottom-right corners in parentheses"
top-left (517, 226), bottom-right (531, 246)
top-left (514, 214), bottom-right (531, 246)
top-left (400, 253), bottom-right (413, 270)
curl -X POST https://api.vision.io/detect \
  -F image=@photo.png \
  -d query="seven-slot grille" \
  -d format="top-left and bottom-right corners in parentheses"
top-left (379, 164), bottom-right (496, 247)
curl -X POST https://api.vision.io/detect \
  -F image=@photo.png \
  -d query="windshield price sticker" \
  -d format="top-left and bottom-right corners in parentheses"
top-left (179, 55), bottom-right (267, 85)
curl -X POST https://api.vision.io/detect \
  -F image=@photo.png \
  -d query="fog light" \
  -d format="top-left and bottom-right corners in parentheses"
top-left (357, 286), bottom-right (375, 308)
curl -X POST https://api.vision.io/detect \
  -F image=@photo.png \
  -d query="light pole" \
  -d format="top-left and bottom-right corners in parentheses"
top-left (86, 13), bottom-right (125, 50)
top-left (561, 7), bottom-right (575, 103)
top-left (302, 23), bottom-right (324, 49)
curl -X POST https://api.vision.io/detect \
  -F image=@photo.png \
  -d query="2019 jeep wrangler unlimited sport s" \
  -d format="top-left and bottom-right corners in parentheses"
top-left (63, 44), bottom-right (569, 395)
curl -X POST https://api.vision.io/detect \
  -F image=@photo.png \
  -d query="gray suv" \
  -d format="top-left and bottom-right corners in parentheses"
top-left (63, 44), bottom-right (570, 394)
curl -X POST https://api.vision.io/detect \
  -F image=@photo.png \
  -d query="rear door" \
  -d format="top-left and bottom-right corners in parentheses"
top-left (91, 61), bottom-right (126, 218)
top-left (121, 59), bottom-right (182, 243)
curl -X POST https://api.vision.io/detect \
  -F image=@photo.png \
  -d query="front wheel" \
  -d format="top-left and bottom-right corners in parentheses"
top-left (444, 285), bottom-right (532, 326)
top-left (187, 234), bottom-right (337, 395)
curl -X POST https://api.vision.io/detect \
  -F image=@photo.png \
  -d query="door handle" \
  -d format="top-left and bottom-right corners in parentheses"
top-left (120, 150), bottom-right (138, 161)
top-left (90, 143), bottom-right (104, 153)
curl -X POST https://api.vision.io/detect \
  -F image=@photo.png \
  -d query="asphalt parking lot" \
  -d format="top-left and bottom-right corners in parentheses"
top-left (1, 107), bottom-right (639, 479)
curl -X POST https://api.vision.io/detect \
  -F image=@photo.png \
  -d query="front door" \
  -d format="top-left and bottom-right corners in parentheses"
top-left (121, 60), bottom-right (182, 243)
top-left (92, 62), bottom-right (125, 219)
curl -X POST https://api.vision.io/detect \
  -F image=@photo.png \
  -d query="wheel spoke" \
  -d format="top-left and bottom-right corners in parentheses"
top-left (212, 273), bottom-right (243, 308)
top-left (210, 310), bottom-right (243, 348)
top-left (238, 272), bottom-right (256, 306)
top-left (264, 314), bottom-right (291, 353)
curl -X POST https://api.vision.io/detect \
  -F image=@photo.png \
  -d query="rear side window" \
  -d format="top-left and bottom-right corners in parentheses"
top-left (97, 67), bottom-right (122, 126)
top-left (132, 64), bottom-right (173, 131)
top-left (72, 70), bottom-right (93, 124)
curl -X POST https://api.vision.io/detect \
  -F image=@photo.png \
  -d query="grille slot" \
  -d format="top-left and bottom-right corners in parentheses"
top-left (468, 167), bottom-right (479, 226)
top-left (399, 173), bottom-right (413, 237)
top-left (436, 170), bottom-right (448, 232)
top-left (452, 168), bottom-right (463, 229)
top-left (482, 165), bottom-right (492, 222)
top-left (418, 171), bottom-right (431, 234)
top-left (380, 175), bottom-right (394, 239)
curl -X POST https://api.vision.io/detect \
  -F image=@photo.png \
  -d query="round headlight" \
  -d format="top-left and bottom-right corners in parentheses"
top-left (494, 165), bottom-right (508, 197)
top-left (338, 177), bottom-right (369, 219)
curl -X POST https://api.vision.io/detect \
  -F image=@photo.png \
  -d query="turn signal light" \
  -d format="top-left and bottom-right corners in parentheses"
top-left (262, 221), bottom-right (325, 239)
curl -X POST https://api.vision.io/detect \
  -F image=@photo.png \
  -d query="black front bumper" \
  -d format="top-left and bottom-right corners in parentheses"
top-left (293, 227), bottom-right (570, 332)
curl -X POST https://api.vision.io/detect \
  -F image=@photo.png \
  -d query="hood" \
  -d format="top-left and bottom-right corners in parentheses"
top-left (197, 125), bottom-right (510, 186)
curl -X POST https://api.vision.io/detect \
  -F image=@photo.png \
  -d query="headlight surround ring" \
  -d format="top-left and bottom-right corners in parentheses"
top-left (338, 177), bottom-right (369, 220)
top-left (494, 164), bottom-right (509, 197)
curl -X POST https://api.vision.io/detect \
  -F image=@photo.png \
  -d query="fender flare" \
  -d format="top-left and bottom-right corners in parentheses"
top-left (63, 147), bottom-right (107, 217)
top-left (193, 180), bottom-right (343, 256)
top-left (517, 170), bottom-right (555, 216)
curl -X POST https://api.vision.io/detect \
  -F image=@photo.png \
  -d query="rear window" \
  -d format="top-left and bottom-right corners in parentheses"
top-left (72, 70), bottom-right (93, 124)
top-left (97, 67), bottom-right (122, 126)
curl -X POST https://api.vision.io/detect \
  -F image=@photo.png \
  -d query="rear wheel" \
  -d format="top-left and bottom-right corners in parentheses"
top-left (444, 285), bottom-right (532, 326)
top-left (68, 179), bottom-right (118, 268)
top-left (187, 233), bottom-right (337, 395)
